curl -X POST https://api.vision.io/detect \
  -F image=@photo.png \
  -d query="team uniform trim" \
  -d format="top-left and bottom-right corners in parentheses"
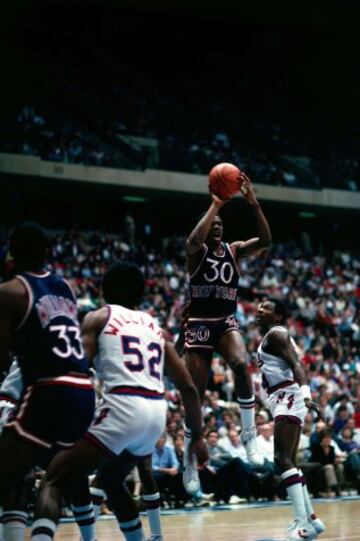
top-left (109, 385), bottom-right (165, 399)
top-left (83, 431), bottom-right (117, 458)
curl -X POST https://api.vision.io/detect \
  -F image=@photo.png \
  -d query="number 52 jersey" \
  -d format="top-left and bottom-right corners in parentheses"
top-left (94, 304), bottom-right (165, 396)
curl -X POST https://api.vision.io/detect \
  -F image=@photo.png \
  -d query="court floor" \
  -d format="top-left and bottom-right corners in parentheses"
top-left (28, 497), bottom-right (360, 541)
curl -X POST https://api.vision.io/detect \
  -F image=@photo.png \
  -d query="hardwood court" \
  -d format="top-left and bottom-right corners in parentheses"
top-left (26, 499), bottom-right (360, 541)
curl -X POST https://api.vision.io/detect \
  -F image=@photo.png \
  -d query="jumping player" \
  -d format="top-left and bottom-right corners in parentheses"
top-left (183, 174), bottom-right (272, 492)
top-left (0, 223), bottom-right (95, 533)
top-left (257, 299), bottom-right (325, 541)
top-left (31, 261), bottom-right (208, 541)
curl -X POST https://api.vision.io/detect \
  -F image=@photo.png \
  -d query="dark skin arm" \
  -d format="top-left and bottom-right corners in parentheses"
top-left (230, 175), bottom-right (272, 262)
top-left (164, 341), bottom-right (208, 464)
top-left (185, 194), bottom-right (229, 275)
top-left (80, 307), bottom-right (109, 362)
top-left (265, 328), bottom-right (320, 418)
top-left (173, 301), bottom-right (191, 357)
top-left (0, 279), bottom-right (28, 374)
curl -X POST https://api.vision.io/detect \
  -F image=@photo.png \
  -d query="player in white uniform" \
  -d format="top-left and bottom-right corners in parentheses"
top-left (0, 360), bottom-right (23, 541)
top-left (257, 299), bottom-right (325, 541)
top-left (0, 360), bottom-right (22, 433)
top-left (31, 262), bottom-right (208, 541)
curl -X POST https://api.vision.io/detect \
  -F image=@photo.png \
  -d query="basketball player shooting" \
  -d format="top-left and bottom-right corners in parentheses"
top-left (183, 170), bottom-right (272, 494)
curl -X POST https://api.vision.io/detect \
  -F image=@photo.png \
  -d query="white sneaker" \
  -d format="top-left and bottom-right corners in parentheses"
top-left (240, 427), bottom-right (264, 466)
top-left (287, 519), bottom-right (317, 540)
top-left (228, 495), bottom-right (247, 504)
top-left (183, 453), bottom-right (201, 496)
top-left (287, 516), bottom-right (325, 536)
top-left (312, 517), bottom-right (326, 535)
top-left (286, 519), bottom-right (299, 533)
top-left (145, 536), bottom-right (163, 541)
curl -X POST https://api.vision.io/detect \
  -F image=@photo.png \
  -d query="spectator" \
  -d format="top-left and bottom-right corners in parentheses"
top-left (311, 431), bottom-right (345, 497)
top-left (152, 434), bottom-right (185, 507)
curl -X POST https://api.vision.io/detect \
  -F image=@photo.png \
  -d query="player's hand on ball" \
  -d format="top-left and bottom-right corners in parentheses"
top-left (240, 174), bottom-right (258, 206)
top-left (304, 398), bottom-right (322, 421)
top-left (189, 437), bottom-right (209, 466)
top-left (211, 192), bottom-right (228, 208)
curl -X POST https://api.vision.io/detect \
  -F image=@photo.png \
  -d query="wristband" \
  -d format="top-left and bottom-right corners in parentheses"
top-left (300, 385), bottom-right (311, 400)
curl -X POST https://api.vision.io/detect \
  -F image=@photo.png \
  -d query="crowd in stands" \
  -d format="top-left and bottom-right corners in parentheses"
top-left (0, 106), bottom-right (125, 169)
top-left (2, 98), bottom-right (359, 191)
top-left (1, 225), bottom-right (359, 509)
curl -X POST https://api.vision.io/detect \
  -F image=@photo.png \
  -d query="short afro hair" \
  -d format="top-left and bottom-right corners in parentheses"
top-left (102, 261), bottom-right (145, 308)
top-left (268, 297), bottom-right (288, 322)
top-left (9, 222), bottom-right (48, 269)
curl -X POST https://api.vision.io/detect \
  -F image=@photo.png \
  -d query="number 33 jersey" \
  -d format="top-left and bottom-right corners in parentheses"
top-left (14, 272), bottom-right (89, 388)
top-left (94, 305), bottom-right (165, 395)
top-left (189, 242), bottom-right (239, 318)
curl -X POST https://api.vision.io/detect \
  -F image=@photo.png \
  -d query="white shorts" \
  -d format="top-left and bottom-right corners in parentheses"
top-left (267, 383), bottom-right (307, 426)
top-left (85, 394), bottom-right (167, 458)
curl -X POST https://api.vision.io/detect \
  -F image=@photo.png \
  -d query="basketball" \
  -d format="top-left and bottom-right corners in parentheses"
top-left (208, 162), bottom-right (243, 200)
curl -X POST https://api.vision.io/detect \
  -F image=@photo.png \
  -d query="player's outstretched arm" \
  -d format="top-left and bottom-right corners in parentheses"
top-left (267, 329), bottom-right (320, 417)
top-left (231, 175), bottom-right (272, 260)
top-left (164, 341), bottom-right (208, 464)
top-left (186, 194), bottom-right (226, 256)
top-left (173, 301), bottom-right (191, 356)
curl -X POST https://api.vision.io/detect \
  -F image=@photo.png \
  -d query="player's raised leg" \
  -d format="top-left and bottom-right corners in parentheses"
top-left (183, 349), bottom-right (212, 495)
top-left (217, 330), bottom-right (263, 466)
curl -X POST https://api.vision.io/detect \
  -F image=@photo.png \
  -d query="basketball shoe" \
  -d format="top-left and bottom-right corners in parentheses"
top-left (240, 427), bottom-right (264, 466)
top-left (286, 519), bottom-right (317, 540)
top-left (183, 452), bottom-right (201, 496)
top-left (287, 516), bottom-right (326, 536)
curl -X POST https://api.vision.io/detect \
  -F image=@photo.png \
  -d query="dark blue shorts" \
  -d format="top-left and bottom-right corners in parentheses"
top-left (184, 314), bottom-right (240, 353)
top-left (5, 374), bottom-right (95, 449)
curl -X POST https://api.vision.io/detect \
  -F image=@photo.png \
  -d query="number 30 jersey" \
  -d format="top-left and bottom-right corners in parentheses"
top-left (94, 305), bottom-right (165, 395)
top-left (189, 242), bottom-right (239, 317)
top-left (13, 272), bottom-right (89, 388)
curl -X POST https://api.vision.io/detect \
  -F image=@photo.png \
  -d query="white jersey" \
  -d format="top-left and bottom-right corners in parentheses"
top-left (257, 326), bottom-right (297, 391)
top-left (0, 359), bottom-right (23, 434)
top-left (94, 304), bottom-right (165, 395)
top-left (0, 359), bottom-right (22, 404)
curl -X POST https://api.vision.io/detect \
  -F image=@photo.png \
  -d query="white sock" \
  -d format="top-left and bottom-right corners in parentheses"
top-left (31, 518), bottom-right (56, 541)
top-left (119, 518), bottom-right (144, 541)
top-left (71, 504), bottom-right (97, 541)
top-left (281, 468), bottom-right (307, 521)
top-left (237, 396), bottom-right (256, 432)
top-left (90, 487), bottom-right (105, 520)
top-left (298, 469), bottom-right (316, 520)
top-left (2, 511), bottom-right (28, 541)
top-left (143, 493), bottom-right (162, 537)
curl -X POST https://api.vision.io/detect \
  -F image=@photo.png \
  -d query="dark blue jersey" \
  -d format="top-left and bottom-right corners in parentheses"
top-left (13, 272), bottom-right (89, 387)
top-left (189, 243), bottom-right (239, 318)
